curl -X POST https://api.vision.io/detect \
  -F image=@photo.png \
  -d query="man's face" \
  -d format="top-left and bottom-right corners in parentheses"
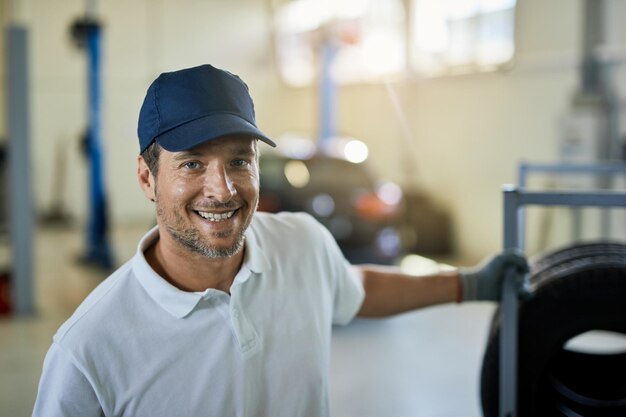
top-left (146, 135), bottom-right (259, 258)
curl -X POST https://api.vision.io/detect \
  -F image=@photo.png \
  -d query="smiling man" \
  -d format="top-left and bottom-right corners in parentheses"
top-left (140, 136), bottom-right (261, 293)
top-left (32, 64), bottom-right (528, 417)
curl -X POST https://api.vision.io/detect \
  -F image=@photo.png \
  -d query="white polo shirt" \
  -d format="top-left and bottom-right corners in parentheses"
top-left (32, 212), bottom-right (364, 417)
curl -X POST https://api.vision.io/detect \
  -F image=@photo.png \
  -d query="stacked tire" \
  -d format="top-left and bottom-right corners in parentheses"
top-left (481, 242), bottom-right (626, 416)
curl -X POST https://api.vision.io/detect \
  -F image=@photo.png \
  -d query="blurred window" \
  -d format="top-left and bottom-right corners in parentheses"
top-left (273, 0), bottom-right (406, 86)
top-left (272, 0), bottom-right (516, 85)
top-left (410, 0), bottom-right (517, 75)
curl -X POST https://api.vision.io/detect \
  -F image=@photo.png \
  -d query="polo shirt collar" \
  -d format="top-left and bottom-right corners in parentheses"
top-left (243, 223), bottom-right (271, 275)
top-left (132, 227), bottom-right (202, 318)
top-left (132, 224), bottom-right (271, 318)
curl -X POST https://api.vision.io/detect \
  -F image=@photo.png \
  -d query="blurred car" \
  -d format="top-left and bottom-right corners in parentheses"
top-left (258, 153), bottom-right (406, 264)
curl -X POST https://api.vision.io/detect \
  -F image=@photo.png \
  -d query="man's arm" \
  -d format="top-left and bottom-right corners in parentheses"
top-left (355, 265), bottom-right (460, 317)
top-left (355, 251), bottom-right (529, 318)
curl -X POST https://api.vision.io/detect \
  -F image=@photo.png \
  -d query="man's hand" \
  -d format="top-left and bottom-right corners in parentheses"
top-left (459, 250), bottom-right (529, 302)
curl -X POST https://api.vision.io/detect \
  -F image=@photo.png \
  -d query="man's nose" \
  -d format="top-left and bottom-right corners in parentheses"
top-left (202, 165), bottom-right (236, 202)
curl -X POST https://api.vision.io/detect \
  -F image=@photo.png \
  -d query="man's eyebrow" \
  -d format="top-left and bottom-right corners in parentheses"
top-left (230, 147), bottom-right (256, 157)
top-left (171, 151), bottom-right (203, 161)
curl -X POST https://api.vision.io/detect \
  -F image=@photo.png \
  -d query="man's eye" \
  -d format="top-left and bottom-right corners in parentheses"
top-left (231, 159), bottom-right (249, 167)
top-left (183, 161), bottom-right (201, 169)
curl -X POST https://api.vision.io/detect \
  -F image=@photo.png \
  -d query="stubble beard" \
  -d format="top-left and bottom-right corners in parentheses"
top-left (155, 187), bottom-right (255, 259)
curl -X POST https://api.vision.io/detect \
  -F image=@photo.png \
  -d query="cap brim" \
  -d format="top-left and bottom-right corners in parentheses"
top-left (155, 113), bottom-right (276, 151)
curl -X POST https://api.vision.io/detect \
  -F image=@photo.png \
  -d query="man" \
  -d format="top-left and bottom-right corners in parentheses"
top-left (32, 64), bottom-right (528, 417)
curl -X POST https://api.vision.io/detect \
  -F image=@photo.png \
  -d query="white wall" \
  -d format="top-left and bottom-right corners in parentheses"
top-left (3, 0), bottom-right (625, 263)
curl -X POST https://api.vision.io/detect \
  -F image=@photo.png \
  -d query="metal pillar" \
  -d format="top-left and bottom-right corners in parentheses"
top-left (85, 22), bottom-right (112, 269)
top-left (71, 17), bottom-right (113, 269)
top-left (501, 186), bottom-right (521, 417)
top-left (6, 24), bottom-right (35, 315)
top-left (319, 40), bottom-right (337, 152)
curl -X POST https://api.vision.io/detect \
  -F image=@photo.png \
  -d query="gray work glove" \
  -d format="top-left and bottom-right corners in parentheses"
top-left (459, 250), bottom-right (529, 302)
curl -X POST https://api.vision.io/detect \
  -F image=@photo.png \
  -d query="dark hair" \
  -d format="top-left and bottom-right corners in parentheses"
top-left (141, 141), bottom-right (162, 177)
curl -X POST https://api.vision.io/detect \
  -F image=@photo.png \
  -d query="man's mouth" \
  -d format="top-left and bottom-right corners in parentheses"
top-left (195, 209), bottom-right (237, 222)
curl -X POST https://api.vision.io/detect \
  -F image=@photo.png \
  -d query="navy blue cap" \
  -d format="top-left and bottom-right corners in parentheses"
top-left (137, 64), bottom-right (276, 154)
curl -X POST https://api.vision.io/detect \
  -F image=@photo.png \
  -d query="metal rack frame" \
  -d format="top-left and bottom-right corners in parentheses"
top-left (499, 162), bottom-right (626, 417)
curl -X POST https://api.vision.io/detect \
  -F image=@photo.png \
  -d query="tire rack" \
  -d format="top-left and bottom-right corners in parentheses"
top-left (499, 162), bottom-right (626, 417)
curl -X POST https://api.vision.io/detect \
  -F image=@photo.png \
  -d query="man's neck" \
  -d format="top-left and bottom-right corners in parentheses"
top-left (144, 233), bottom-right (245, 294)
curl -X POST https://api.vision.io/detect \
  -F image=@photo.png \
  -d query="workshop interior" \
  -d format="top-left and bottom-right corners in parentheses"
top-left (1, 0), bottom-right (626, 416)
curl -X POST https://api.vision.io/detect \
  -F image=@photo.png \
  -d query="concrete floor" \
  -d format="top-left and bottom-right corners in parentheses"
top-left (0, 224), bottom-right (495, 417)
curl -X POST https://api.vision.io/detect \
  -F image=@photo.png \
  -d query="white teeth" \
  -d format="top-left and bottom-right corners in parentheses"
top-left (197, 210), bottom-right (235, 222)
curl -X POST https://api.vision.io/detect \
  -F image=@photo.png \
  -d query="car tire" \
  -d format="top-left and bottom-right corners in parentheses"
top-left (480, 241), bottom-right (626, 417)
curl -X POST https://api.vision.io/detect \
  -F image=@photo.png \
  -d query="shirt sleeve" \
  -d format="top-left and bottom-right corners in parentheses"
top-left (331, 257), bottom-right (365, 325)
top-left (310, 216), bottom-right (365, 325)
top-left (32, 342), bottom-right (104, 417)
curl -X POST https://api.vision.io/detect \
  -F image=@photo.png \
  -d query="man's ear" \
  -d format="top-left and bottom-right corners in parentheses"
top-left (138, 156), bottom-right (156, 202)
